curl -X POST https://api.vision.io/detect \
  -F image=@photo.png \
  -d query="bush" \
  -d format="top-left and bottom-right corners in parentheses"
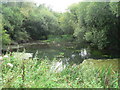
top-left (1, 30), bottom-right (11, 45)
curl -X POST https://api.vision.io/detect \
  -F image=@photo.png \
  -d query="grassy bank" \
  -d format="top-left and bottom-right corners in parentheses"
top-left (42, 35), bottom-right (74, 43)
top-left (0, 53), bottom-right (119, 88)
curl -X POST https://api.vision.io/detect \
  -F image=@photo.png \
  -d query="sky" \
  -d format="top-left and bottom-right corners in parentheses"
top-left (33, 0), bottom-right (83, 12)
top-left (2, 0), bottom-right (119, 12)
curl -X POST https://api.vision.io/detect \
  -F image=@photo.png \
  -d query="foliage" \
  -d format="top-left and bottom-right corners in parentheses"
top-left (2, 3), bottom-right (30, 43)
top-left (1, 54), bottom-right (119, 88)
top-left (1, 1), bottom-right (119, 88)
top-left (1, 2), bottom-right (61, 43)
top-left (1, 30), bottom-right (11, 45)
top-left (58, 12), bottom-right (74, 35)
top-left (0, 14), bottom-right (11, 45)
top-left (1, 1), bottom-right (120, 54)
top-left (23, 5), bottom-right (60, 40)
top-left (109, 1), bottom-right (119, 17)
top-left (67, 2), bottom-right (120, 52)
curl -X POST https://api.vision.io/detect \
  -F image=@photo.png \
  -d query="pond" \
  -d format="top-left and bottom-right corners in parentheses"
top-left (18, 41), bottom-right (114, 64)
top-left (17, 42), bottom-right (89, 64)
top-left (4, 41), bottom-right (119, 73)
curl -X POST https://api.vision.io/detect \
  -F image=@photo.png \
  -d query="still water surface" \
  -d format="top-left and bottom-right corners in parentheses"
top-left (20, 42), bottom-right (90, 64)
top-left (18, 42), bottom-right (118, 72)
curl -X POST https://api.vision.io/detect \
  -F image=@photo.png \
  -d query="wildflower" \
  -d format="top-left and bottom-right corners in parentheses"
top-left (76, 78), bottom-right (79, 80)
top-left (7, 63), bottom-right (13, 68)
top-left (0, 56), bottom-right (2, 60)
top-left (3, 55), bottom-right (9, 58)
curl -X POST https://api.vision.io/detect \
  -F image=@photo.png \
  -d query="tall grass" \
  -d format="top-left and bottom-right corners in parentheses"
top-left (0, 53), bottom-right (119, 88)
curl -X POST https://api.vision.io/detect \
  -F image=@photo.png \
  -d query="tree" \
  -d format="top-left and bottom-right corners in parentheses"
top-left (23, 4), bottom-right (60, 40)
top-left (66, 2), bottom-right (120, 53)
top-left (0, 14), bottom-right (11, 45)
top-left (2, 2), bottom-right (30, 43)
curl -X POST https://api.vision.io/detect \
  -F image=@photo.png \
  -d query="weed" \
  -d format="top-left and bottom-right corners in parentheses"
top-left (1, 53), bottom-right (119, 88)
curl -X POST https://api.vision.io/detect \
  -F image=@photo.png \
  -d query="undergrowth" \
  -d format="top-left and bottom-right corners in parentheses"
top-left (0, 53), bottom-right (119, 88)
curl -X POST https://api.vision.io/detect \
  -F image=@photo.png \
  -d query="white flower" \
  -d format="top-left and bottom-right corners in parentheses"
top-left (3, 55), bottom-right (9, 58)
top-left (7, 63), bottom-right (13, 67)
top-left (0, 56), bottom-right (3, 60)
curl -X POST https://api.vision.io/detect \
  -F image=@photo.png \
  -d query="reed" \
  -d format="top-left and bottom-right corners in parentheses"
top-left (1, 53), bottom-right (119, 88)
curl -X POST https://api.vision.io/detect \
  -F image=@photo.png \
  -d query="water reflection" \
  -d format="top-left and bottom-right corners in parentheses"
top-left (79, 49), bottom-right (90, 59)
top-left (20, 42), bottom-right (91, 64)
top-left (71, 54), bottom-right (76, 59)
top-left (15, 42), bottom-right (119, 73)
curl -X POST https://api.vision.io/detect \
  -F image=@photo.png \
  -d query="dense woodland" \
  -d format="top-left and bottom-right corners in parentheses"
top-left (0, 2), bottom-right (120, 54)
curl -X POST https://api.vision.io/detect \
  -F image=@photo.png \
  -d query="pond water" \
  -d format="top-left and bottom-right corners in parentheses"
top-left (18, 41), bottom-right (115, 65)
top-left (19, 42), bottom-right (91, 64)
top-left (14, 42), bottom-right (119, 72)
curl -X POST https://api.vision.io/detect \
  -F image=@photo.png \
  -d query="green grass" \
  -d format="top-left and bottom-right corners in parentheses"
top-left (0, 53), bottom-right (119, 88)
top-left (42, 35), bottom-right (73, 43)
